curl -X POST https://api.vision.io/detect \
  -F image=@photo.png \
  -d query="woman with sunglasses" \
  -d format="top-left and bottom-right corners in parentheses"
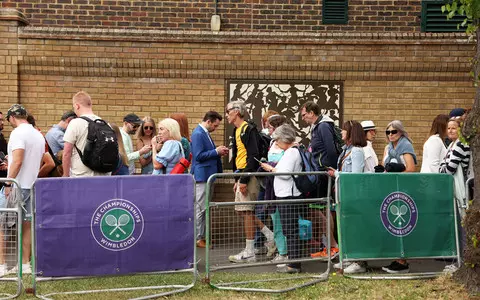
top-left (420, 114), bottom-right (449, 173)
top-left (135, 116), bottom-right (156, 175)
top-left (381, 120), bottom-right (417, 274)
top-left (327, 120), bottom-right (367, 274)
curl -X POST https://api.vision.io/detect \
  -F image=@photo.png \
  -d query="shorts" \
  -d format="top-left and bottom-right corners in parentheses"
top-left (234, 177), bottom-right (258, 212)
top-left (20, 189), bottom-right (32, 221)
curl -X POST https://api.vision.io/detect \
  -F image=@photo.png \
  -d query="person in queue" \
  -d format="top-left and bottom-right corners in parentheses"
top-left (111, 124), bottom-right (130, 175)
top-left (170, 113), bottom-right (191, 166)
top-left (327, 120), bottom-right (367, 273)
top-left (135, 116), bottom-right (156, 175)
top-left (381, 120), bottom-right (417, 273)
top-left (361, 120), bottom-right (378, 172)
top-left (420, 114), bottom-right (449, 173)
top-left (226, 100), bottom-right (275, 264)
top-left (260, 124), bottom-right (304, 273)
top-left (151, 118), bottom-right (185, 175)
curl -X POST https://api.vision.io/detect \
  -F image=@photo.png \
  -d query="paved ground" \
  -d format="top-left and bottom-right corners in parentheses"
top-left (195, 246), bottom-right (455, 276)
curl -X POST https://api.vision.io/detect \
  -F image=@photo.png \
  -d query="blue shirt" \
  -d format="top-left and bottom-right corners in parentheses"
top-left (152, 140), bottom-right (185, 175)
top-left (45, 125), bottom-right (65, 155)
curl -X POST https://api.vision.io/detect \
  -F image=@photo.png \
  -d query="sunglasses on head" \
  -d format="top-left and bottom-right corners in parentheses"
top-left (143, 126), bottom-right (153, 130)
top-left (386, 130), bottom-right (398, 135)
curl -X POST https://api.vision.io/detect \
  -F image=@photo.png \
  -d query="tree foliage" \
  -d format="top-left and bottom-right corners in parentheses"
top-left (443, 0), bottom-right (480, 34)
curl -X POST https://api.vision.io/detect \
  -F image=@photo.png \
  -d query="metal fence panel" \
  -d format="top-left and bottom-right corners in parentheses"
top-left (337, 173), bottom-right (460, 279)
top-left (31, 175), bottom-right (196, 299)
top-left (0, 179), bottom-right (23, 300)
top-left (205, 172), bottom-right (332, 293)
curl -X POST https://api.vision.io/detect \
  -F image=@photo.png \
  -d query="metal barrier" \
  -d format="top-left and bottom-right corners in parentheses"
top-left (205, 171), bottom-right (332, 293)
top-left (335, 173), bottom-right (461, 280)
top-left (0, 178), bottom-right (23, 300)
top-left (30, 176), bottom-right (197, 299)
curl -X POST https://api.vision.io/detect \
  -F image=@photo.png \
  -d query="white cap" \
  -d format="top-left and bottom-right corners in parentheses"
top-left (361, 120), bottom-right (376, 131)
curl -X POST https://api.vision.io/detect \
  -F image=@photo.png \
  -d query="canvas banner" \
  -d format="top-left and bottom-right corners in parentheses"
top-left (34, 175), bottom-right (194, 277)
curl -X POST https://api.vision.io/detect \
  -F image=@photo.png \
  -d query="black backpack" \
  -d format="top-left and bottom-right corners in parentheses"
top-left (332, 123), bottom-right (344, 155)
top-left (240, 120), bottom-right (270, 160)
top-left (292, 145), bottom-right (319, 195)
top-left (75, 116), bottom-right (119, 173)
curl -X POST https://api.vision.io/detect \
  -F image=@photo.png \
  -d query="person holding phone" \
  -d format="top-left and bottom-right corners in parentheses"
top-left (326, 120), bottom-right (367, 274)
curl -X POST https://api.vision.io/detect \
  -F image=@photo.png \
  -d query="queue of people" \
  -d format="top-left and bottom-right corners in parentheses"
top-left (0, 90), bottom-right (472, 277)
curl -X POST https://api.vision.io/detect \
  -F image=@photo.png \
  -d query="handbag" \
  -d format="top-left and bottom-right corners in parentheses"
top-left (298, 215), bottom-right (312, 241)
top-left (170, 142), bottom-right (191, 174)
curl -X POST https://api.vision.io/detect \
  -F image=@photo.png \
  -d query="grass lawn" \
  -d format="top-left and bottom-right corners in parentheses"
top-left (0, 272), bottom-right (476, 299)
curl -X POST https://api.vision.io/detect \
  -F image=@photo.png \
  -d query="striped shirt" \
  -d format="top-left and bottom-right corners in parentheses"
top-left (439, 139), bottom-right (470, 176)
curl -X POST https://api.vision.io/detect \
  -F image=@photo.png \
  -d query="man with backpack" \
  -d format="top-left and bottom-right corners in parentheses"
top-left (225, 100), bottom-right (275, 263)
top-left (63, 91), bottom-right (118, 177)
top-left (300, 101), bottom-right (340, 258)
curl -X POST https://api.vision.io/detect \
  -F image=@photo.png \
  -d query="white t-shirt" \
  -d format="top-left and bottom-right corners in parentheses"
top-left (420, 134), bottom-right (447, 173)
top-left (8, 123), bottom-right (45, 188)
top-left (363, 141), bottom-right (378, 173)
top-left (274, 147), bottom-right (302, 198)
top-left (63, 114), bottom-right (110, 177)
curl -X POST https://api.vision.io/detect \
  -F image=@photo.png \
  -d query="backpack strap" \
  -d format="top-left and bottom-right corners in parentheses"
top-left (73, 116), bottom-right (94, 159)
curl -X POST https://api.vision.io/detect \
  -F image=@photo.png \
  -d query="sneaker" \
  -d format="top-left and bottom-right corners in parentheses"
top-left (443, 264), bottom-right (459, 274)
top-left (254, 247), bottom-right (266, 255)
top-left (0, 264), bottom-right (7, 277)
top-left (8, 263), bottom-right (31, 275)
top-left (271, 254), bottom-right (288, 268)
top-left (382, 261), bottom-right (409, 274)
top-left (311, 247), bottom-right (339, 258)
top-left (343, 262), bottom-right (366, 274)
top-left (265, 240), bottom-right (277, 257)
top-left (228, 250), bottom-right (256, 263)
top-left (276, 265), bottom-right (301, 274)
top-left (333, 261), bottom-right (352, 269)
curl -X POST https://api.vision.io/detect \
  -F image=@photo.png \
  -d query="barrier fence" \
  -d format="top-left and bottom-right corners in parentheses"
top-left (336, 173), bottom-right (460, 279)
top-left (204, 171), bottom-right (333, 293)
top-left (0, 179), bottom-right (23, 300)
top-left (31, 175), bottom-right (196, 299)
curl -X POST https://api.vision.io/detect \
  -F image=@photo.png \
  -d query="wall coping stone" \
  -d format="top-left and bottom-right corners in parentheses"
top-left (19, 26), bottom-right (472, 45)
top-left (0, 8), bottom-right (29, 25)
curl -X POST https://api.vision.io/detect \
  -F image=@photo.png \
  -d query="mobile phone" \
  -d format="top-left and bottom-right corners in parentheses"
top-left (0, 151), bottom-right (5, 162)
top-left (254, 157), bottom-right (262, 163)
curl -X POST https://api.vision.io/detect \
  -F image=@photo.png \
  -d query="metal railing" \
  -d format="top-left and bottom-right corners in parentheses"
top-left (204, 171), bottom-right (332, 293)
top-left (0, 178), bottom-right (23, 300)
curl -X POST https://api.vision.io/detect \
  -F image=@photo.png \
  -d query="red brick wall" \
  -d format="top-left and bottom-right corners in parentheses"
top-left (2, 0), bottom-right (422, 32)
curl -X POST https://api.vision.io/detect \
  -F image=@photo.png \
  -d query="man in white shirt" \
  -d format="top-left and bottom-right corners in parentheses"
top-left (121, 113), bottom-right (151, 175)
top-left (63, 91), bottom-right (110, 177)
top-left (3, 104), bottom-right (45, 275)
top-left (361, 120), bottom-right (378, 172)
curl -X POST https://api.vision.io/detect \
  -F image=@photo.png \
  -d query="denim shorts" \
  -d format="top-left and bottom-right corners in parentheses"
top-left (21, 189), bottom-right (32, 221)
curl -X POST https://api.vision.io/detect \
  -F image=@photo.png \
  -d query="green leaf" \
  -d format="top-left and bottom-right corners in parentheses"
top-left (473, 235), bottom-right (479, 248)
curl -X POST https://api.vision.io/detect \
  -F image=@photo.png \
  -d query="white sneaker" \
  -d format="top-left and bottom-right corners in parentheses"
top-left (271, 254), bottom-right (288, 267)
top-left (343, 262), bottom-right (366, 274)
top-left (265, 240), bottom-right (277, 257)
top-left (8, 263), bottom-right (31, 275)
top-left (0, 264), bottom-right (7, 277)
top-left (443, 264), bottom-right (459, 274)
top-left (228, 250), bottom-right (256, 263)
top-left (333, 261), bottom-right (352, 269)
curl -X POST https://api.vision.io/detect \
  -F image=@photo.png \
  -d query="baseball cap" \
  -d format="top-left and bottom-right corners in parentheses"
top-left (6, 104), bottom-right (27, 121)
top-left (361, 120), bottom-right (376, 131)
top-left (449, 108), bottom-right (465, 118)
top-left (123, 113), bottom-right (142, 124)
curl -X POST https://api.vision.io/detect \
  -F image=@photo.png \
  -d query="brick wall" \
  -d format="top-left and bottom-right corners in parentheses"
top-left (2, 0), bottom-right (422, 32)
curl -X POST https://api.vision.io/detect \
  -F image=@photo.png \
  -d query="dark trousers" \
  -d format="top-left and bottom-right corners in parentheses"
top-left (276, 196), bottom-right (306, 268)
top-left (254, 187), bottom-right (266, 248)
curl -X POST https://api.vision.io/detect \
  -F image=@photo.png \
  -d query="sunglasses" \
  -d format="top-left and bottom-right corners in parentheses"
top-left (130, 123), bottom-right (139, 129)
top-left (143, 126), bottom-right (153, 130)
top-left (385, 130), bottom-right (398, 135)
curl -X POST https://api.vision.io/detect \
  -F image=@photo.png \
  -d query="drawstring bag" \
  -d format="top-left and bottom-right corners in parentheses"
top-left (298, 216), bottom-right (312, 241)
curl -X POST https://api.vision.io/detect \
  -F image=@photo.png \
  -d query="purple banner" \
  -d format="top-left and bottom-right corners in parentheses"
top-left (35, 175), bottom-right (194, 277)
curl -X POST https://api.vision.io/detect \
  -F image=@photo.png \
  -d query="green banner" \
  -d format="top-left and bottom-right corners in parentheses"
top-left (338, 173), bottom-right (457, 260)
